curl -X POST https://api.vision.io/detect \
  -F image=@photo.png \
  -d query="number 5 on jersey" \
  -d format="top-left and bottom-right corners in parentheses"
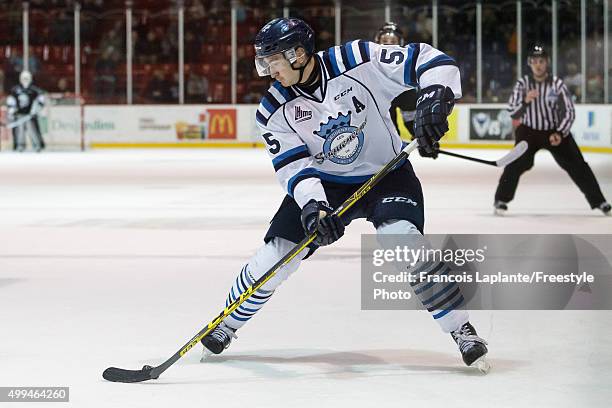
top-left (263, 132), bottom-right (281, 154)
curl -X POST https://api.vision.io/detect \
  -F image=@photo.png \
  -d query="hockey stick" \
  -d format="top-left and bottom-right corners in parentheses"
top-left (1, 105), bottom-right (43, 129)
top-left (0, 114), bottom-right (32, 129)
top-left (102, 139), bottom-right (420, 383)
top-left (437, 141), bottom-right (528, 167)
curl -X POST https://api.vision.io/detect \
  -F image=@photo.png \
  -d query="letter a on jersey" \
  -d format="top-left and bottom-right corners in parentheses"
top-left (352, 96), bottom-right (366, 113)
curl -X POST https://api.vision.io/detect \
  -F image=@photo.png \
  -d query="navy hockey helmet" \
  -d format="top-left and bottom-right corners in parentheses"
top-left (375, 22), bottom-right (405, 46)
top-left (254, 17), bottom-right (315, 77)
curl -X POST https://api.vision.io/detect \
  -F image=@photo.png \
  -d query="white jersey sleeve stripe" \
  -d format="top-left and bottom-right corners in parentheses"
top-left (416, 54), bottom-right (458, 82)
top-left (350, 40), bottom-right (364, 65)
top-left (413, 43), bottom-right (461, 96)
top-left (268, 85), bottom-right (286, 104)
top-left (332, 46), bottom-right (346, 73)
top-left (343, 41), bottom-right (358, 67)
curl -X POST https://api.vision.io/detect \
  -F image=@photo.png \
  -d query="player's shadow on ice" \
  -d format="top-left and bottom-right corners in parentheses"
top-left (185, 348), bottom-right (523, 381)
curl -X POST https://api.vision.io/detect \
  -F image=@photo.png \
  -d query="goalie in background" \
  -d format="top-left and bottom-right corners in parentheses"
top-left (6, 70), bottom-right (46, 152)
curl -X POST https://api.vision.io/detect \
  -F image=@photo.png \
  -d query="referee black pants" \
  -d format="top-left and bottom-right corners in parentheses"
top-left (495, 125), bottom-right (606, 208)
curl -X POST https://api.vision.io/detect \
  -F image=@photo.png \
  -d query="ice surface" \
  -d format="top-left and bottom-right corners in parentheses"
top-left (0, 149), bottom-right (610, 407)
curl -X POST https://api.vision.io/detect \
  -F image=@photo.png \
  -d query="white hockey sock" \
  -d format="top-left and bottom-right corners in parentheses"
top-left (224, 237), bottom-right (308, 330)
top-left (376, 220), bottom-right (469, 333)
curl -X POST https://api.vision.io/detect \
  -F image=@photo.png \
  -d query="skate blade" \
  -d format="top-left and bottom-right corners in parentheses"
top-left (200, 348), bottom-right (214, 363)
top-left (473, 356), bottom-right (491, 374)
top-left (494, 208), bottom-right (506, 216)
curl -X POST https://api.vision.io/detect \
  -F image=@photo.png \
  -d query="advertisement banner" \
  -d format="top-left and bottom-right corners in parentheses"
top-left (85, 106), bottom-right (237, 143)
top-left (443, 108), bottom-right (459, 142)
top-left (79, 103), bottom-right (612, 149)
top-left (208, 109), bottom-right (236, 139)
top-left (469, 108), bottom-right (514, 140)
top-left (570, 106), bottom-right (611, 147)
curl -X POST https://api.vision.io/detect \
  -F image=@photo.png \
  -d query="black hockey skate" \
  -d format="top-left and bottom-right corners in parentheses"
top-left (200, 322), bottom-right (237, 361)
top-left (451, 322), bottom-right (490, 373)
top-left (493, 200), bottom-right (508, 216)
top-left (598, 202), bottom-right (611, 216)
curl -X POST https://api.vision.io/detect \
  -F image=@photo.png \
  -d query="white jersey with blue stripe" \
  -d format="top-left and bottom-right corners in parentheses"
top-left (256, 40), bottom-right (461, 209)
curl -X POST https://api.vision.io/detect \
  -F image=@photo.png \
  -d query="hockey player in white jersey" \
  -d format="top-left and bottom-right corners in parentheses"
top-left (201, 18), bottom-right (489, 370)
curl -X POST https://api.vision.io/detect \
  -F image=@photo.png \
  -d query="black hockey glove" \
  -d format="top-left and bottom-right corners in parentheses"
top-left (418, 141), bottom-right (439, 159)
top-left (300, 200), bottom-right (345, 246)
top-left (414, 85), bottom-right (455, 155)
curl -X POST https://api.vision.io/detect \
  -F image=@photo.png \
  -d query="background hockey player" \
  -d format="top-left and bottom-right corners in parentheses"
top-left (6, 70), bottom-right (46, 152)
top-left (375, 24), bottom-right (414, 138)
top-left (494, 45), bottom-right (610, 215)
top-left (200, 18), bottom-right (489, 370)
top-left (375, 22), bottom-right (437, 159)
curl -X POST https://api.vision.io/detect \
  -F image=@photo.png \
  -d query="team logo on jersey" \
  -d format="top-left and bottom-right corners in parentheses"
top-left (546, 89), bottom-right (559, 104)
top-left (17, 94), bottom-right (31, 108)
top-left (295, 106), bottom-right (312, 123)
top-left (314, 111), bottom-right (365, 165)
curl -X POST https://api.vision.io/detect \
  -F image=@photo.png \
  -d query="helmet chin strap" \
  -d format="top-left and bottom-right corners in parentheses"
top-left (291, 53), bottom-right (313, 84)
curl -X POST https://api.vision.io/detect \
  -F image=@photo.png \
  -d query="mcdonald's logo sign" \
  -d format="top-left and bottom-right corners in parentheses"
top-left (208, 109), bottom-right (236, 139)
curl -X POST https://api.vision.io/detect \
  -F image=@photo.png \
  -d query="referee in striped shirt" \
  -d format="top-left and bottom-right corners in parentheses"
top-left (494, 45), bottom-right (610, 215)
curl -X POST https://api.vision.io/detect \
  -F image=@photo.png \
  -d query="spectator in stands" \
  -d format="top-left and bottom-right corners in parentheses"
top-left (185, 31), bottom-right (202, 63)
top-left (9, 47), bottom-right (40, 76)
top-left (170, 72), bottom-right (180, 102)
top-left (137, 29), bottom-right (162, 64)
top-left (50, 9), bottom-right (72, 45)
top-left (157, 9), bottom-right (179, 63)
top-left (316, 28), bottom-right (333, 51)
top-left (242, 90), bottom-right (262, 104)
top-left (414, 10), bottom-right (432, 42)
top-left (0, 68), bottom-right (5, 96)
top-left (99, 23), bottom-right (124, 58)
top-left (131, 30), bottom-right (140, 58)
top-left (160, 24), bottom-right (178, 64)
top-left (94, 46), bottom-right (118, 101)
top-left (564, 62), bottom-right (582, 101)
top-left (587, 69), bottom-right (604, 102)
top-left (56, 77), bottom-right (69, 93)
top-left (6, 3), bottom-right (21, 43)
top-left (186, 72), bottom-right (209, 103)
top-left (234, 0), bottom-right (247, 23)
top-left (188, 0), bottom-right (206, 19)
top-left (209, 0), bottom-right (228, 25)
top-left (144, 69), bottom-right (171, 103)
top-left (82, 0), bottom-right (104, 14)
top-left (133, 8), bottom-right (151, 39)
top-left (236, 47), bottom-right (252, 81)
top-left (3, 53), bottom-right (18, 91)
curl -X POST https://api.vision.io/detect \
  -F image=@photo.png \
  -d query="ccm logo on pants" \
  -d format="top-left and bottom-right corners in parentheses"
top-left (382, 197), bottom-right (418, 206)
